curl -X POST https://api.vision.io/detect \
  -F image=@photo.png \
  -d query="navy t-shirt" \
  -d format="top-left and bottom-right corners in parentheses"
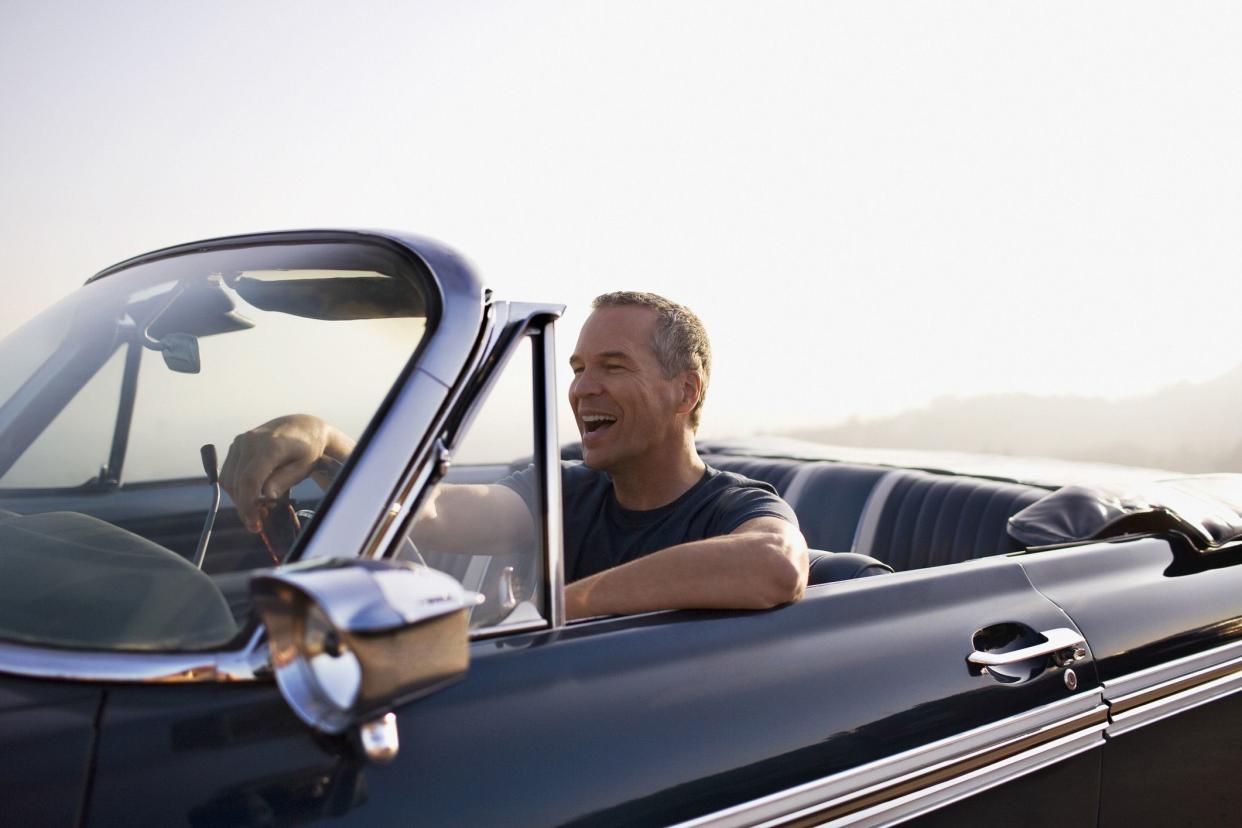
top-left (499, 461), bottom-right (798, 582)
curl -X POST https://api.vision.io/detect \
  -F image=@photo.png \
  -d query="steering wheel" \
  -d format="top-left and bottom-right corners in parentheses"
top-left (256, 495), bottom-right (303, 563)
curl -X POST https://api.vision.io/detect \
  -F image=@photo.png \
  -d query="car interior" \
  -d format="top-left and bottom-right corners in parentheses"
top-left (700, 453), bottom-right (1048, 582)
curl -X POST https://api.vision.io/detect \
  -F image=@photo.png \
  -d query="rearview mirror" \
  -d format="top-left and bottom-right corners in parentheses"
top-left (157, 333), bottom-right (201, 374)
top-left (250, 559), bottom-right (481, 762)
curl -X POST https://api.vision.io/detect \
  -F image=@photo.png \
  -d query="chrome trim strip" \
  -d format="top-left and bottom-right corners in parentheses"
top-left (672, 693), bottom-right (1105, 828)
top-left (1110, 668), bottom-right (1242, 737)
top-left (823, 719), bottom-right (1105, 828)
top-left (1105, 641), bottom-right (1242, 737)
top-left (470, 618), bottom-right (549, 640)
top-left (0, 628), bottom-right (269, 684)
top-left (1103, 637), bottom-right (1242, 704)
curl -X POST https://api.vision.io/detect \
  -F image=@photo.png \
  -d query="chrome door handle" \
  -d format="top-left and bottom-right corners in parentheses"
top-left (968, 627), bottom-right (1086, 667)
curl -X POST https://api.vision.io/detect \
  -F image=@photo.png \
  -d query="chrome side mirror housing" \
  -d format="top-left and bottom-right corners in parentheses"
top-left (251, 559), bottom-right (480, 761)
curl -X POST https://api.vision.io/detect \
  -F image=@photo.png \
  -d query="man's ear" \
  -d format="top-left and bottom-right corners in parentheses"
top-left (676, 370), bottom-right (703, 416)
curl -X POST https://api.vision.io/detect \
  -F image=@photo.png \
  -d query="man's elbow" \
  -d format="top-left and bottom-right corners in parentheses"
top-left (752, 532), bottom-right (809, 607)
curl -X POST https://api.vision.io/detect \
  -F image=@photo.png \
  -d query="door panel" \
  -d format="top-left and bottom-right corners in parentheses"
top-left (1098, 691), bottom-right (1242, 827)
top-left (87, 683), bottom-right (351, 828)
top-left (86, 555), bottom-right (1102, 826)
top-left (368, 555), bottom-right (1102, 826)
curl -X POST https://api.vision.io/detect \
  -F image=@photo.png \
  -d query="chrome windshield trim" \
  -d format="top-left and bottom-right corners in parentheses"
top-left (671, 693), bottom-right (1106, 828)
top-left (0, 628), bottom-right (269, 684)
top-left (532, 318), bottom-right (566, 629)
top-left (299, 232), bottom-right (486, 562)
top-left (365, 301), bottom-right (502, 561)
top-left (302, 366), bottom-right (453, 562)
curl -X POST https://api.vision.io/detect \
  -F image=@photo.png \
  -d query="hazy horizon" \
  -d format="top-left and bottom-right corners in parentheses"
top-left (786, 358), bottom-right (1242, 472)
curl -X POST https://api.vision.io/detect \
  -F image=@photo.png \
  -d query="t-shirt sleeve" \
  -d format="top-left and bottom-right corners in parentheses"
top-left (496, 460), bottom-right (590, 516)
top-left (712, 483), bottom-right (800, 535)
top-left (496, 463), bottom-right (539, 514)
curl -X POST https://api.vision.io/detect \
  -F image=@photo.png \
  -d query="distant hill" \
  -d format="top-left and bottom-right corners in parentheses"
top-left (788, 363), bottom-right (1242, 473)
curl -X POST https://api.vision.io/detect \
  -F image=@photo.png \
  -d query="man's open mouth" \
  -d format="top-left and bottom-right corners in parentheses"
top-left (582, 414), bottom-right (617, 435)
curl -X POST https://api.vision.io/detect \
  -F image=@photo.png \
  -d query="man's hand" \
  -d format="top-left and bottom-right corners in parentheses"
top-left (564, 516), bottom-right (809, 620)
top-left (219, 414), bottom-right (355, 531)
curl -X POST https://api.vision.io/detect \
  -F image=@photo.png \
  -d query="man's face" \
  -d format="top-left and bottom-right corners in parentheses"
top-left (568, 306), bottom-right (689, 472)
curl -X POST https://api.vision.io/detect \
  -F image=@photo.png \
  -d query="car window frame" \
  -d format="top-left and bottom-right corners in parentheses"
top-left (376, 302), bottom-right (567, 639)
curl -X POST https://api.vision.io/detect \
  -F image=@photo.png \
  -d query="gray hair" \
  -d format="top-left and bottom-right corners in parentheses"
top-left (591, 291), bottom-right (712, 430)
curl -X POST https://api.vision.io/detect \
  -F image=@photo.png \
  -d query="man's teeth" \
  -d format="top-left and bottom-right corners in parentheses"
top-left (582, 414), bottom-right (617, 434)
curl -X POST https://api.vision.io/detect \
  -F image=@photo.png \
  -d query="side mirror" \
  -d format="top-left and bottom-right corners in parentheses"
top-left (250, 559), bottom-right (480, 762)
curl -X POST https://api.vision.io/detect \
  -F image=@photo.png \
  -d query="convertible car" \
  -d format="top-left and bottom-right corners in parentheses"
top-left (1, 230), bottom-right (1241, 827)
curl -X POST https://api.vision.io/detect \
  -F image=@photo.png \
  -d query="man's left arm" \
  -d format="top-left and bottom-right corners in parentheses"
top-left (564, 516), bottom-right (809, 621)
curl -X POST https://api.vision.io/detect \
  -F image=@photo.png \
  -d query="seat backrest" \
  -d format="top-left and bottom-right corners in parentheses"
top-left (705, 455), bottom-right (893, 554)
top-left (852, 470), bottom-right (1047, 570)
top-left (700, 456), bottom-right (805, 497)
top-left (780, 463), bottom-right (894, 554)
top-left (706, 453), bottom-right (1049, 571)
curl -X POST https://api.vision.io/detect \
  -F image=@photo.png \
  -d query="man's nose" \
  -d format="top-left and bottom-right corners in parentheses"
top-left (570, 370), bottom-right (602, 400)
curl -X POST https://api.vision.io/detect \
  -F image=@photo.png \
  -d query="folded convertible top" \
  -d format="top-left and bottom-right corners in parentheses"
top-left (1009, 475), bottom-right (1242, 552)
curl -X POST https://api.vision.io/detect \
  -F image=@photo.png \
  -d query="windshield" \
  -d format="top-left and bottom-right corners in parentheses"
top-left (0, 240), bottom-right (433, 651)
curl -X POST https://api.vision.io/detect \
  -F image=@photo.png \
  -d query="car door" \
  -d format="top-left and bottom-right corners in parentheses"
top-left (364, 558), bottom-right (1108, 828)
top-left (87, 563), bottom-right (1105, 828)
top-left (1017, 534), bottom-right (1242, 827)
top-left (84, 308), bottom-right (1107, 827)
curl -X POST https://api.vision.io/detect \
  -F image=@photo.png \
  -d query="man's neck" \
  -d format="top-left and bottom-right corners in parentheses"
top-left (608, 434), bottom-right (706, 511)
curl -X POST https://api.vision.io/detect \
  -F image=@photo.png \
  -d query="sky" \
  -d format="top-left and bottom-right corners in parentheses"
top-left (2, 1), bottom-right (1240, 439)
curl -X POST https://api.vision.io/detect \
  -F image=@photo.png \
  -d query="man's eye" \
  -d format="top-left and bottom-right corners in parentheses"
top-left (605, 364), bottom-right (625, 373)
top-left (570, 365), bottom-right (584, 375)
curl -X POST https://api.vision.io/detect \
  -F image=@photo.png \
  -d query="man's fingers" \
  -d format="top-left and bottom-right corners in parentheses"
top-left (264, 460), bottom-right (311, 501)
top-left (221, 421), bottom-right (327, 531)
top-left (220, 438), bottom-right (254, 525)
top-left (235, 451), bottom-right (278, 532)
top-left (219, 437), bottom-right (241, 500)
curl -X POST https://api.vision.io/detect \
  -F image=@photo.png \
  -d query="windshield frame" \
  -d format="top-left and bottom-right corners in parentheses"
top-left (0, 231), bottom-right (442, 496)
top-left (0, 229), bottom-right (487, 672)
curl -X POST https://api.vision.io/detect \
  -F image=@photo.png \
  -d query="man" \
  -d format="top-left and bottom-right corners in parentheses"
top-left (221, 292), bottom-right (808, 620)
